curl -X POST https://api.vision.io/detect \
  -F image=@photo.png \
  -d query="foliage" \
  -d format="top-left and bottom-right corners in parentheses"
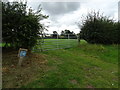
top-left (52, 31), bottom-right (58, 38)
top-left (2, 1), bottom-right (48, 49)
top-left (79, 11), bottom-right (119, 44)
top-left (60, 29), bottom-right (77, 39)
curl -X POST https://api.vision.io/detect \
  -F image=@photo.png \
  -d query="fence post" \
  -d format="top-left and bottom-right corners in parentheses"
top-left (68, 34), bottom-right (70, 48)
top-left (68, 34), bottom-right (70, 39)
top-left (77, 34), bottom-right (80, 46)
top-left (57, 34), bottom-right (59, 49)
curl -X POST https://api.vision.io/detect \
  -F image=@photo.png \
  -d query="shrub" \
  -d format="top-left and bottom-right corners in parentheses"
top-left (2, 1), bottom-right (48, 49)
top-left (79, 11), bottom-right (119, 44)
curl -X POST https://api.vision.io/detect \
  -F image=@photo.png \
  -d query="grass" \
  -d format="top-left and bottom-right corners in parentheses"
top-left (2, 51), bottom-right (48, 88)
top-left (21, 40), bottom-right (118, 88)
top-left (0, 43), bottom-right (7, 47)
top-left (1, 39), bottom-right (78, 49)
top-left (33, 39), bottom-right (78, 51)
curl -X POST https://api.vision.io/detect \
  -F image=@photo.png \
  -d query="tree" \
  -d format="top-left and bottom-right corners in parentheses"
top-left (2, 1), bottom-right (48, 49)
top-left (79, 11), bottom-right (119, 44)
top-left (61, 30), bottom-right (64, 36)
top-left (52, 31), bottom-right (58, 38)
top-left (60, 29), bottom-right (77, 39)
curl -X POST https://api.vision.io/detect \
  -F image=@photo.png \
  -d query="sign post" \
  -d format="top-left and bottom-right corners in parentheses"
top-left (18, 48), bottom-right (28, 66)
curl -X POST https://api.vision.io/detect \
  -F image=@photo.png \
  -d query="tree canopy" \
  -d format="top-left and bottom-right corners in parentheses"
top-left (79, 11), bottom-right (119, 44)
top-left (60, 29), bottom-right (77, 39)
top-left (2, 1), bottom-right (48, 49)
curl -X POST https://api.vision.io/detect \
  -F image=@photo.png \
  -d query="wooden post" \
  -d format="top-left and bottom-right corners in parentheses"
top-left (78, 34), bottom-right (80, 46)
top-left (18, 48), bottom-right (28, 66)
top-left (18, 57), bottom-right (24, 66)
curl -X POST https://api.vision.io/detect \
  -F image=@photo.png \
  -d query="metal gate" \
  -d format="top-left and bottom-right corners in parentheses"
top-left (32, 34), bottom-right (78, 52)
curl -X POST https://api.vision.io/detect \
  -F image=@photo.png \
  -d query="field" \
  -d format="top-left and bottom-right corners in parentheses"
top-left (33, 39), bottom-right (78, 51)
top-left (2, 40), bottom-right (118, 88)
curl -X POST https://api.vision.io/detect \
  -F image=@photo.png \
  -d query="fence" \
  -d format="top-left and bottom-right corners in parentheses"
top-left (32, 34), bottom-right (78, 52)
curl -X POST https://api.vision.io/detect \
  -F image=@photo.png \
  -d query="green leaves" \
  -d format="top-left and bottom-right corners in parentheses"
top-left (2, 1), bottom-right (48, 49)
top-left (80, 11), bottom-right (119, 44)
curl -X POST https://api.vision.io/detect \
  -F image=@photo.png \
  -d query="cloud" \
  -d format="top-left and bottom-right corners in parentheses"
top-left (8, 0), bottom-right (119, 33)
top-left (41, 2), bottom-right (80, 15)
top-left (40, 0), bottom-right (119, 34)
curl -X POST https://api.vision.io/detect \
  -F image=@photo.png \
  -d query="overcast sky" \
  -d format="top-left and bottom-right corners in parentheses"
top-left (9, 0), bottom-right (119, 34)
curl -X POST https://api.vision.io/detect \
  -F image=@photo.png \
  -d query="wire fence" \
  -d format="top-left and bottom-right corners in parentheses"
top-left (32, 34), bottom-right (78, 52)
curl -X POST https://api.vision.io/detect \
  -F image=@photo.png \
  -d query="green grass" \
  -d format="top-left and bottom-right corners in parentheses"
top-left (0, 43), bottom-right (10, 47)
top-left (22, 40), bottom-right (118, 88)
top-left (33, 39), bottom-right (78, 51)
top-left (0, 43), bottom-right (6, 47)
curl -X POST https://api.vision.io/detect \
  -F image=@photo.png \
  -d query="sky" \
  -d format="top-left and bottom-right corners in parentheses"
top-left (118, 1), bottom-right (120, 22)
top-left (9, 0), bottom-right (119, 34)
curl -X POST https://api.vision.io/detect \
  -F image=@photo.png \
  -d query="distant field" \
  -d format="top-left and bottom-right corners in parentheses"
top-left (0, 43), bottom-right (10, 47)
top-left (33, 39), bottom-right (80, 51)
top-left (1, 39), bottom-right (79, 50)
top-left (0, 43), bottom-right (5, 47)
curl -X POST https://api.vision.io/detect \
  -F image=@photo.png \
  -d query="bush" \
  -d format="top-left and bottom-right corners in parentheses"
top-left (2, 1), bottom-right (48, 49)
top-left (80, 11), bottom-right (119, 44)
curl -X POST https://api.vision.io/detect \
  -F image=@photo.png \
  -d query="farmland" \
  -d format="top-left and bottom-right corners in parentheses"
top-left (2, 40), bottom-right (118, 88)
top-left (33, 39), bottom-right (78, 51)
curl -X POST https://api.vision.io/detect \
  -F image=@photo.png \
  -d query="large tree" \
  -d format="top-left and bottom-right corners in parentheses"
top-left (79, 11), bottom-right (119, 44)
top-left (2, 1), bottom-right (48, 49)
